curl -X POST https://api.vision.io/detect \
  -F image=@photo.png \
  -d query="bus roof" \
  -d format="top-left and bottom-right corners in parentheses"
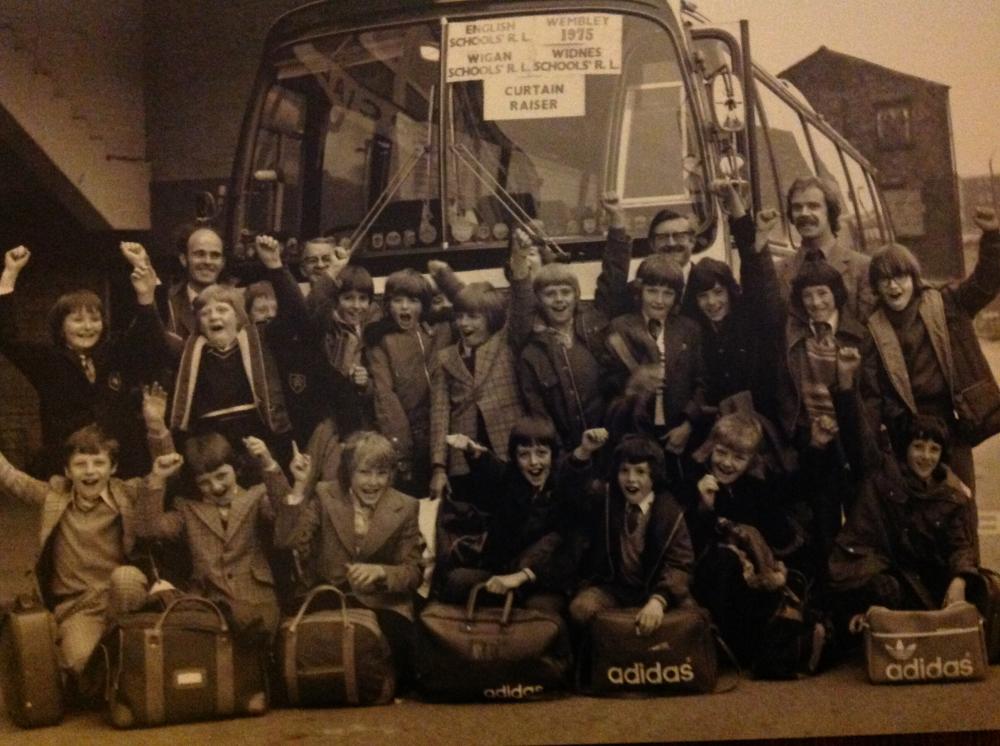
top-left (265, 0), bottom-right (679, 51)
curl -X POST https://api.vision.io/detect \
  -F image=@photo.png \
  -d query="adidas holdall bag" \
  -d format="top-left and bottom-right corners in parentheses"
top-left (863, 602), bottom-right (988, 684)
top-left (415, 583), bottom-right (568, 701)
top-left (587, 605), bottom-right (720, 695)
top-left (277, 585), bottom-right (395, 707)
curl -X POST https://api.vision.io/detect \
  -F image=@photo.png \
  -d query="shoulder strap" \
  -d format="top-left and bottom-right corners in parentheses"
top-left (607, 331), bottom-right (641, 373)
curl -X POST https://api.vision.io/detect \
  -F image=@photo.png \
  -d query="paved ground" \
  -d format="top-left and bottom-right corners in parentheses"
top-left (3, 342), bottom-right (1000, 744)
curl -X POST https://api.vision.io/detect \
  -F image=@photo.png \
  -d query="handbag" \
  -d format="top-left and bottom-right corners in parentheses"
top-left (415, 583), bottom-right (568, 701)
top-left (587, 605), bottom-right (723, 695)
top-left (277, 585), bottom-right (395, 707)
top-left (863, 602), bottom-right (988, 684)
top-left (954, 378), bottom-right (1000, 446)
top-left (104, 595), bottom-right (268, 728)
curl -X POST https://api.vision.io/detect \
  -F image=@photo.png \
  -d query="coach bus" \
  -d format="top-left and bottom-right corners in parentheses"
top-left (223, 0), bottom-right (894, 292)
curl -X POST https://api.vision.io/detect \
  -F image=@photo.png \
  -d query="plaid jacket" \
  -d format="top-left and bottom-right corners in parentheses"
top-left (430, 326), bottom-right (525, 476)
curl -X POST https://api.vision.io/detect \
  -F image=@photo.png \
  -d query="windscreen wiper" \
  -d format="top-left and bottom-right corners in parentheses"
top-left (449, 141), bottom-right (568, 260)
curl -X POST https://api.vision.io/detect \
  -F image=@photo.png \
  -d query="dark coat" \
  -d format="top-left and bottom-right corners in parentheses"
top-left (863, 229), bottom-right (1000, 449)
top-left (0, 295), bottom-right (165, 477)
top-left (678, 463), bottom-right (805, 563)
top-left (560, 455), bottom-right (693, 607)
top-left (681, 214), bottom-right (785, 423)
top-left (778, 308), bottom-right (871, 445)
top-left (458, 451), bottom-right (576, 591)
top-left (517, 229), bottom-right (632, 450)
top-left (828, 460), bottom-right (978, 609)
top-left (603, 312), bottom-right (706, 439)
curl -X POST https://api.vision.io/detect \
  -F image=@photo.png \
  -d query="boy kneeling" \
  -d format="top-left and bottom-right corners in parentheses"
top-left (567, 433), bottom-right (695, 636)
top-left (0, 420), bottom-right (172, 686)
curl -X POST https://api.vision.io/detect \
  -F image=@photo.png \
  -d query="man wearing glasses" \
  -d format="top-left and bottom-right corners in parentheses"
top-left (647, 209), bottom-right (698, 297)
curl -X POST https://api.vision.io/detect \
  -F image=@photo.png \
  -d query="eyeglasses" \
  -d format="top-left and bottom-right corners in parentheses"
top-left (301, 255), bottom-right (332, 267)
top-left (651, 230), bottom-right (694, 243)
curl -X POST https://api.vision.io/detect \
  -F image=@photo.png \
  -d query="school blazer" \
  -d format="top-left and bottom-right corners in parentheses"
top-left (273, 483), bottom-right (424, 619)
top-left (136, 468), bottom-right (291, 608)
top-left (430, 328), bottom-right (525, 476)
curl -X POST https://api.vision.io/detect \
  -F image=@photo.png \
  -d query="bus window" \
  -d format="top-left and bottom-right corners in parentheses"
top-left (447, 14), bottom-right (710, 248)
top-left (753, 80), bottom-right (814, 247)
top-left (248, 86), bottom-right (306, 237)
top-left (751, 99), bottom-right (787, 244)
top-left (248, 23), bottom-right (443, 251)
top-left (843, 152), bottom-right (885, 249)
top-left (806, 122), bottom-right (862, 251)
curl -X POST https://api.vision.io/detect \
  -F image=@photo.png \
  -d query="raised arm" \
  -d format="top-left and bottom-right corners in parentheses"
top-left (593, 192), bottom-right (633, 320)
top-left (136, 453), bottom-right (186, 540)
top-left (0, 246), bottom-right (58, 375)
top-left (243, 435), bottom-right (293, 520)
top-left (951, 208), bottom-right (1000, 316)
top-left (428, 351), bottom-right (451, 500)
top-left (142, 383), bottom-right (177, 460)
top-left (0, 448), bottom-right (49, 506)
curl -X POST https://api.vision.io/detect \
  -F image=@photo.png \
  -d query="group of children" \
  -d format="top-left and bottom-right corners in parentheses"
top-left (2, 174), bottom-right (999, 701)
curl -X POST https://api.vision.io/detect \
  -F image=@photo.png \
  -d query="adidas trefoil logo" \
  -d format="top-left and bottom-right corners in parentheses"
top-left (885, 638), bottom-right (917, 661)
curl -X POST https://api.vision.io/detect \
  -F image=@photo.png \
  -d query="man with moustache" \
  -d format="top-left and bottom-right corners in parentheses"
top-left (776, 176), bottom-right (875, 321)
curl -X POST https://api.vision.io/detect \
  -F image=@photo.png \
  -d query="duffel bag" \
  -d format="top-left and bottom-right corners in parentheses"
top-left (863, 602), bottom-right (988, 684)
top-left (0, 596), bottom-right (63, 728)
top-left (587, 605), bottom-right (723, 696)
top-left (415, 583), bottom-right (568, 701)
top-left (965, 568), bottom-right (1000, 663)
top-left (277, 585), bottom-right (395, 707)
top-left (104, 595), bottom-right (268, 728)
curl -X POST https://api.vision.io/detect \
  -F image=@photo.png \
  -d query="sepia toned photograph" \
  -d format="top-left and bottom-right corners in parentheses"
top-left (0, 1), bottom-right (998, 744)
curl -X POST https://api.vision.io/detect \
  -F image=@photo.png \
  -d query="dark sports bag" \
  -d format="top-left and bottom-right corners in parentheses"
top-left (965, 568), bottom-right (1000, 663)
top-left (587, 605), bottom-right (726, 696)
top-left (277, 585), bottom-right (395, 707)
top-left (103, 595), bottom-right (268, 728)
top-left (415, 583), bottom-right (569, 701)
top-left (0, 596), bottom-right (64, 728)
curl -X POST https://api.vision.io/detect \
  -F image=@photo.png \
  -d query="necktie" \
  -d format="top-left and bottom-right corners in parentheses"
top-left (649, 319), bottom-right (666, 426)
top-left (648, 319), bottom-right (662, 340)
top-left (79, 354), bottom-right (96, 384)
top-left (804, 248), bottom-right (825, 263)
top-left (626, 503), bottom-right (641, 534)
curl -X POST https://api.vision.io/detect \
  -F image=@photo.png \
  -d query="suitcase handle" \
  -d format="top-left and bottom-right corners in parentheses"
top-left (289, 584), bottom-right (349, 632)
top-left (466, 582), bottom-right (515, 625)
top-left (154, 595), bottom-right (229, 633)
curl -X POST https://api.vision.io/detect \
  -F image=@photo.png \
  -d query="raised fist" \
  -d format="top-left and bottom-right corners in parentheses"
top-left (242, 436), bottom-right (275, 469)
top-left (836, 346), bottom-right (862, 389)
top-left (289, 441), bottom-right (312, 484)
top-left (697, 473), bottom-right (719, 509)
top-left (152, 452), bottom-right (184, 480)
top-left (255, 235), bottom-right (283, 270)
top-left (974, 207), bottom-right (999, 233)
top-left (579, 428), bottom-right (609, 457)
top-left (120, 241), bottom-right (150, 269)
top-left (142, 382), bottom-right (169, 424)
top-left (4, 246), bottom-right (30, 273)
top-left (600, 191), bottom-right (626, 230)
top-left (754, 208), bottom-right (781, 251)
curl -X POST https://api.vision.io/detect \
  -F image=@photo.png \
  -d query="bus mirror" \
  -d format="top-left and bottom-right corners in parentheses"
top-left (195, 191), bottom-right (218, 222)
top-left (711, 70), bottom-right (746, 132)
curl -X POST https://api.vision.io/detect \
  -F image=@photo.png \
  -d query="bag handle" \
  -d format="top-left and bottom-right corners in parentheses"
top-left (466, 582), bottom-right (515, 625)
top-left (289, 584), bottom-right (349, 632)
top-left (154, 595), bottom-right (229, 633)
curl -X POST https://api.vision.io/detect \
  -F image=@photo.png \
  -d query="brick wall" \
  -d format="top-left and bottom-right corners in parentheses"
top-left (782, 49), bottom-right (964, 279)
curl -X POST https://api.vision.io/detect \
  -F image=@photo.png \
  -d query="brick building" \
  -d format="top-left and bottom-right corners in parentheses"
top-left (781, 46), bottom-right (964, 280)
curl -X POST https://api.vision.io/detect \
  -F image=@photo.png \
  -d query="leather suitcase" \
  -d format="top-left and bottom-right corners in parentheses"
top-left (415, 584), bottom-right (568, 701)
top-left (103, 595), bottom-right (268, 728)
top-left (965, 568), bottom-right (1000, 663)
top-left (0, 597), bottom-right (64, 728)
top-left (277, 585), bottom-right (395, 707)
top-left (587, 606), bottom-right (720, 696)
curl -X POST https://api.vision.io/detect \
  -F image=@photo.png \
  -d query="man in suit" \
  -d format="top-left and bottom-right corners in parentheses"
top-left (165, 226), bottom-right (227, 340)
top-left (776, 176), bottom-right (875, 321)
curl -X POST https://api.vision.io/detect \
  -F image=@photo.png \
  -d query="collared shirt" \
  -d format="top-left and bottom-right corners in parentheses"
top-left (51, 491), bottom-right (124, 600)
top-left (619, 492), bottom-right (655, 586)
top-left (351, 490), bottom-right (379, 553)
top-left (186, 283), bottom-right (200, 306)
top-left (809, 308), bottom-right (840, 340)
top-left (72, 486), bottom-right (116, 513)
